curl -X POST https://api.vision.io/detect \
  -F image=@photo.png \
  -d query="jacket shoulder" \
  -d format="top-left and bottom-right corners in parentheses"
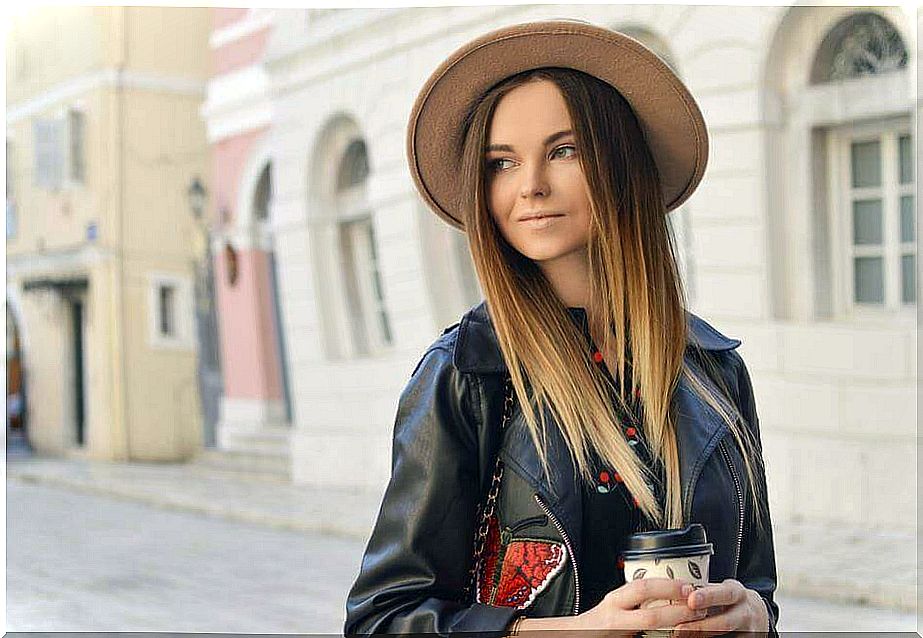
top-left (685, 311), bottom-right (742, 352)
top-left (409, 320), bottom-right (463, 378)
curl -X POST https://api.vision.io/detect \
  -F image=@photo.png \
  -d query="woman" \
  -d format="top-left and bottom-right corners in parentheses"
top-left (345, 20), bottom-right (779, 636)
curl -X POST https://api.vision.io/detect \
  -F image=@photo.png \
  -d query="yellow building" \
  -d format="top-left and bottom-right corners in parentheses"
top-left (6, 7), bottom-right (211, 461)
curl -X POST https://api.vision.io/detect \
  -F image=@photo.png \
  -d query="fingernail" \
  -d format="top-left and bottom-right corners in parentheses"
top-left (681, 584), bottom-right (693, 596)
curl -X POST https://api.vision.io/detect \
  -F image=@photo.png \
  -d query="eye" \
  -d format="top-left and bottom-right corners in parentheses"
top-left (551, 144), bottom-right (577, 159)
top-left (487, 158), bottom-right (515, 172)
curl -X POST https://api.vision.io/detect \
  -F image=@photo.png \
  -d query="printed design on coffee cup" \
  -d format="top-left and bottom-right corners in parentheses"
top-left (625, 554), bottom-right (711, 584)
top-left (475, 512), bottom-right (568, 610)
top-left (688, 560), bottom-right (702, 579)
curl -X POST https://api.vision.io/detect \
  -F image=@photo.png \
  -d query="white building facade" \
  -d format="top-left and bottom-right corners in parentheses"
top-left (253, 5), bottom-right (915, 534)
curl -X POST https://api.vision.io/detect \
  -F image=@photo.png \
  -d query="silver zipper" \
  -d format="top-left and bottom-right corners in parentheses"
top-left (719, 438), bottom-right (744, 576)
top-left (533, 492), bottom-right (580, 615)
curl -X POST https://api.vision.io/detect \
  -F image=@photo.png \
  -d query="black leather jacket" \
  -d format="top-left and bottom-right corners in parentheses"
top-left (345, 302), bottom-right (779, 636)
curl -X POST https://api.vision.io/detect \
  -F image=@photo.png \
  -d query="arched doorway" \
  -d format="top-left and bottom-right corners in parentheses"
top-left (253, 162), bottom-right (293, 424)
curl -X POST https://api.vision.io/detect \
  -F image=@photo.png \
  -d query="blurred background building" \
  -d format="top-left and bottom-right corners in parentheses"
top-left (6, 6), bottom-right (212, 461)
top-left (219, 6), bottom-right (915, 535)
top-left (198, 8), bottom-right (293, 479)
top-left (8, 4), bottom-right (917, 538)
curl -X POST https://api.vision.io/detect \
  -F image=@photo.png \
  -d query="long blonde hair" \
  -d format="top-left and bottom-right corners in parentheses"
top-left (458, 67), bottom-right (768, 536)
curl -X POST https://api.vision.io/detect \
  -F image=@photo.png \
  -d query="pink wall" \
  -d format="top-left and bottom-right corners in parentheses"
top-left (209, 9), bottom-right (285, 406)
top-left (212, 8), bottom-right (270, 76)
top-left (214, 245), bottom-right (283, 400)
top-left (213, 8), bottom-right (248, 31)
top-left (212, 127), bottom-right (267, 226)
top-left (214, 28), bottom-right (271, 76)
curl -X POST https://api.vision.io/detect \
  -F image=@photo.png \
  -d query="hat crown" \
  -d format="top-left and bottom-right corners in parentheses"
top-left (407, 19), bottom-right (709, 230)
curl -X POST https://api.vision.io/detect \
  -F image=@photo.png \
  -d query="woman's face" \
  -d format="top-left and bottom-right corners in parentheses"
top-left (485, 79), bottom-right (592, 267)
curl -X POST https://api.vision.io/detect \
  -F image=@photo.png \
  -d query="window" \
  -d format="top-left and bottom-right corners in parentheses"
top-left (148, 274), bottom-right (193, 350)
top-left (811, 12), bottom-right (908, 83)
top-left (67, 108), bottom-right (85, 184)
top-left (32, 109), bottom-right (85, 191)
top-left (158, 284), bottom-right (176, 337)
top-left (338, 217), bottom-right (392, 354)
top-left (334, 138), bottom-right (392, 356)
top-left (33, 118), bottom-right (64, 191)
top-left (829, 121), bottom-right (915, 314)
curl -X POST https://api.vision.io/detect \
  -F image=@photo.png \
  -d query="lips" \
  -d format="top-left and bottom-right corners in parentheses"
top-left (518, 212), bottom-right (565, 222)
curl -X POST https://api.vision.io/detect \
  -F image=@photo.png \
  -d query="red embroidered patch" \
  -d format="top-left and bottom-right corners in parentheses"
top-left (476, 512), bottom-right (568, 609)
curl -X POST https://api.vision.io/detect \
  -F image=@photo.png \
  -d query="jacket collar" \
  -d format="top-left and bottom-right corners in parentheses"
top-left (454, 300), bottom-right (741, 561)
top-left (454, 300), bottom-right (741, 375)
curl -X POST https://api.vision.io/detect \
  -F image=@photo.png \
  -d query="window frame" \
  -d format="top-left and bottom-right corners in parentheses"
top-left (827, 116), bottom-right (915, 321)
top-left (65, 106), bottom-right (86, 187)
top-left (32, 117), bottom-right (65, 192)
top-left (31, 105), bottom-right (87, 192)
top-left (336, 205), bottom-right (393, 357)
top-left (147, 272), bottom-right (195, 351)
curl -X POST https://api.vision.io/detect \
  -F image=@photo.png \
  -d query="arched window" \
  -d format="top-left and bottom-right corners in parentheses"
top-left (763, 8), bottom-right (914, 320)
top-left (810, 12), bottom-right (908, 83)
top-left (334, 139), bottom-right (392, 355)
top-left (812, 14), bottom-right (914, 313)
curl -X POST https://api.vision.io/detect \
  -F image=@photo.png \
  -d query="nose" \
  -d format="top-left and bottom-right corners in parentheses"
top-left (519, 162), bottom-right (550, 199)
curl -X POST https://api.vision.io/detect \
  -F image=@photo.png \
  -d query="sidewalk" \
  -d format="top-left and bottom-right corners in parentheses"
top-left (6, 454), bottom-right (916, 613)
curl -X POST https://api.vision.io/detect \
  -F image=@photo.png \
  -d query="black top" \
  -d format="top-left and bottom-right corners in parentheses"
top-left (580, 348), bottom-right (667, 611)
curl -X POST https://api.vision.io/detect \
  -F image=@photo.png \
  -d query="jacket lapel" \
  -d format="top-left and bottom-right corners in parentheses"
top-left (453, 301), bottom-right (742, 559)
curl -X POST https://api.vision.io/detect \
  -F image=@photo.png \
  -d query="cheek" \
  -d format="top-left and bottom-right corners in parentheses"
top-left (487, 179), bottom-right (507, 214)
top-left (487, 181), bottom-right (514, 228)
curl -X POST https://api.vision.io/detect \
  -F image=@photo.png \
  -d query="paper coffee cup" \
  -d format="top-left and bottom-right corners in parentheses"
top-left (621, 523), bottom-right (714, 635)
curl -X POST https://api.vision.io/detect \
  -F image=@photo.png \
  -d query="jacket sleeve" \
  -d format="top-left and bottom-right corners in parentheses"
top-left (344, 345), bottom-right (521, 636)
top-left (731, 351), bottom-right (781, 636)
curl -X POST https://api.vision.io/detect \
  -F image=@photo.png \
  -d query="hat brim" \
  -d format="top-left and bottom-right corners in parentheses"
top-left (407, 20), bottom-right (709, 230)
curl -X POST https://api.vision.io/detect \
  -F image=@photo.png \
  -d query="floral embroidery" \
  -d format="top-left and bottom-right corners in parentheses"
top-left (476, 512), bottom-right (568, 610)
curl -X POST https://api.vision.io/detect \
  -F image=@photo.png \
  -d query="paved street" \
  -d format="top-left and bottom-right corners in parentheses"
top-left (7, 478), bottom-right (919, 634)
top-left (7, 479), bottom-right (360, 633)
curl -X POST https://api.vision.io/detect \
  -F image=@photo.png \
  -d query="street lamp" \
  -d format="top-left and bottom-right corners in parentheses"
top-left (186, 175), bottom-right (220, 449)
top-left (187, 176), bottom-right (207, 221)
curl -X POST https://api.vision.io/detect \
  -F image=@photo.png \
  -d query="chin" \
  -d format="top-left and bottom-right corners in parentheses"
top-left (514, 241), bottom-right (585, 264)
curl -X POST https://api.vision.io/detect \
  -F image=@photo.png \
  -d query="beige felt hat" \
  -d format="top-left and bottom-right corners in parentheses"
top-left (406, 19), bottom-right (709, 230)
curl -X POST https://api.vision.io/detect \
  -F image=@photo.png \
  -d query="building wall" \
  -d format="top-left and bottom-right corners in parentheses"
top-left (5, 7), bottom-right (107, 106)
top-left (262, 6), bottom-right (918, 533)
top-left (6, 6), bottom-right (211, 461)
top-left (119, 7), bottom-right (211, 460)
top-left (205, 8), bottom-right (288, 436)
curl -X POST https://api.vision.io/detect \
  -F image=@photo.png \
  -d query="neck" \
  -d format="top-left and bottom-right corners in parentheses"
top-left (537, 247), bottom-right (591, 311)
top-left (538, 249), bottom-right (612, 349)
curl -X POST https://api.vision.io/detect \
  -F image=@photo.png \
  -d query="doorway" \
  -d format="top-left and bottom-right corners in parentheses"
top-left (70, 298), bottom-right (86, 446)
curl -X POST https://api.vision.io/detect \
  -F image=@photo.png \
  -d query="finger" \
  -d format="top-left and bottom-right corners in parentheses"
top-left (611, 577), bottom-right (694, 609)
top-left (673, 599), bottom-right (748, 636)
top-left (639, 600), bottom-right (709, 629)
top-left (687, 579), bottom-right (746, 610)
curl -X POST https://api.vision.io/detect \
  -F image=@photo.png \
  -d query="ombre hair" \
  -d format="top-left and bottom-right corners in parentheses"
top-left (457, 67), bottom-right (769, 536)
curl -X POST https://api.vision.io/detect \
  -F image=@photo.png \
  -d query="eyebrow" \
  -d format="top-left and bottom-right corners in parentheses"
top-left (486, 129), bottom-right (574, 153)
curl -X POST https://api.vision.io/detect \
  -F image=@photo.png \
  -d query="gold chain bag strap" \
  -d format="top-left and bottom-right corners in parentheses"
top-left (463, 375), bottom-right (514, 602)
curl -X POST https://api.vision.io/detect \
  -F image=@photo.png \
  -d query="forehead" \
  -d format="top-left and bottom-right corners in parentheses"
top-left (488, 79), bottom-right (572, 140)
